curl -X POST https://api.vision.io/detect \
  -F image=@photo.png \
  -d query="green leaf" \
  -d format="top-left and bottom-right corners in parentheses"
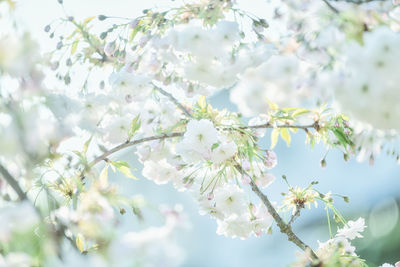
top-left (211, 143), bottom-right (219, 151)
top-left (128, 115), bottom-right (141, 139)
top-left (280, 128), bottom-right (291, 147)
top-left (270, 128), bottom-right (280, 149)
top-left (111, 161), bottom-right (137, 180)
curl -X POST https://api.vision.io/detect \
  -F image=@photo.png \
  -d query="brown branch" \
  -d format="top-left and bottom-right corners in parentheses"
top-left (0, 163), bottom-right (27, 200)
top-left (238, 122), bottom-right (318, 130)
top-left (89, 132), bottom-right (185, 167)
top-left (234, 163), bottom-right (319, 261)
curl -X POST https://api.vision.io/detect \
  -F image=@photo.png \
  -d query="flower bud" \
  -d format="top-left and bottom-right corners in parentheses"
top-left (369, 155), bottom-right (374, 166)
top-left (130, 18), bottom-right (139, 29)
top-left (103, 42), bottom-right (116, 57)
top-left (44, 25), bottom-right (51, 32)
top-left (98, 15), bottom-right (107, 21)
top-left (320, 158), bottom-right (327, 169)
top-left (66, 58), bottom-right (72, 66)
top-left (263, 150), bottom-right (277, 169)
top-left (56, 41), bottom-right (63, 50)
top-left (100, 32), bottom-right (108, 40)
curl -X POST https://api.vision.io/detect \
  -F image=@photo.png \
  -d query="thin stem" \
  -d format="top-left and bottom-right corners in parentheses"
top-left (152, 83), bottom-right (193, 118)
top-left (288, 206), bottom-right (302, 226)
top-left (234, 163), bottom-right (319, 261)
top-left (0, 163), bottom-right (27, 200)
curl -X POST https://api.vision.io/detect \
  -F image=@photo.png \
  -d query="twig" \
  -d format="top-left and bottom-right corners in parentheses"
top-left (322, 0), bottom-right (340, 13)
top-left (0, 163), bottom-right (27, 200)
top-left (234, 163), bottom-right (319, 261)
top-left (288, 206), bottom-right (302, 226)
top-left (152, 83), bottom-right (193, 118)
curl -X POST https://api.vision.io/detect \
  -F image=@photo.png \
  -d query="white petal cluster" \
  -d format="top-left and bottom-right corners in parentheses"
top-left (336, 217), bottom-right (366, 240)
top-left (333, 27), bottom-right (400, 130)
top-left (316, 217), bottom-right (367, 260)
top-left (161, 20), bottom-right (274, 92)
top-left (142, 159), bottom-right (181, 187)
top-left (176, 119), bottom-right (238, 164)
top-left (230, 54), bottom-right (306, 117)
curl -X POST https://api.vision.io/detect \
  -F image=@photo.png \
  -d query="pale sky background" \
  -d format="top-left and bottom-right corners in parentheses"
top-left (7, 1), bottom-right (400, 266)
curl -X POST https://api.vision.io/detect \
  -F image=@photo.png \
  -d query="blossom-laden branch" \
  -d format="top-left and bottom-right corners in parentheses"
top-left (89, 121), bottom-right (319, 168)
top-left (233, 163), bottom-right (319, 261)
top-left (0, 163), bottom-right (77, 254)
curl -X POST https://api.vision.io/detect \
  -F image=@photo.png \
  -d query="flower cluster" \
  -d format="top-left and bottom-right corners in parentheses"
top-left (332, 27), bottom-right (400, 130)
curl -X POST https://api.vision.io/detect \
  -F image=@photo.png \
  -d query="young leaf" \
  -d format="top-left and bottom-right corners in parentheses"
top-left (111, 161), bottom-right (137, 180)
top-left (198, 95), bottom-right (206, 109)
top-left (128, 115), bottom-right (141, 139)
top-left (99, 164), bottom-right (109, 188)
top-left (83, 16), bottom-right (95, 26)
top-left (292, 108), bottom-right (311, 117)
top-left (76, 234), bottom-right (85, 253)
top-left (266, 98), bottom-right (279, 110)
top-left (83, 135), bottom-right (93, 155)
top-left (270, 128), bottom-right (280, 149)
top-left (71, 39), bottom-right (79, 55)
top-left (280, 128), bottom-right (291, 147)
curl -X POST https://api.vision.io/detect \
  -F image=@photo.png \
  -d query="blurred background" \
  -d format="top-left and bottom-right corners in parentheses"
top-left (10, 0), bottom-right (400, 266)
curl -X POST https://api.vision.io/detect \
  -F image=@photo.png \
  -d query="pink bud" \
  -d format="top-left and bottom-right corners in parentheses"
top-left (263, 150), bottom-right (277, 169)
top-left (254, 230), bottom-right (262, 237)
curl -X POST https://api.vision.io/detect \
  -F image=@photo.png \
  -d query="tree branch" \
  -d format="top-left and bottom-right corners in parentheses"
top-left (0, 163), bottom-right (27, 200)
top-left (89, 132), bottom-right (185, 167)
top-left (234, 163), bottom-right (319, 261)
top-left (152, 83), bottom-right (193, 118)
top-left (238, 122), bottom-right (318, 130)
top-left (89, 121), bottom-right (319, 168)
top-left (0, 163), bottom-right (77, 253)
